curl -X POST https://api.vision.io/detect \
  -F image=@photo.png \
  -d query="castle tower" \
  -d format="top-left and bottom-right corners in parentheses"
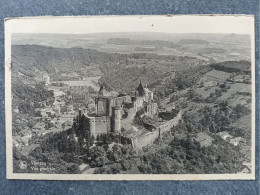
top-left (95, 97), bottom-right (109, 116)
top-left (88, 117), bottom-right (96, 137)
top-left (112, 107), bottom-right (121, 133)
top-left (109, 97), bottom-right (115, 117)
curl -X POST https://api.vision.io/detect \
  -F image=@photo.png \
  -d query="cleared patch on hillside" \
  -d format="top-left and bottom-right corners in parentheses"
top-left (195, 132), bottom-right (213, 147)
top-left (199, 69), bottom-right (231, 83)
top-left (219, 83), bottom-right (251, 108)
top-left (231, 114), bottom-right (251, 130)
top-left (196, 86), bottom-right (218, 99)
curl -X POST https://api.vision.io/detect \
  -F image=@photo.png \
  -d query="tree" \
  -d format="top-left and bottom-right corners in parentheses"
top-left (218, 101), bottom-right (229, 116)
top-left (110, 163), bottom-right (121, 174)
top-left (67, 164), bottom-right (80, 174)
top-left (187, 88), bottom-right (196, 100)
top-left (138, 163), bottom-right (152, 173)
top-left (89, 146), bottom-right (106, 165)
top-left (121, 159), bottom-right (131, 171)
top-left (210, 121), bottom-right (217, 133)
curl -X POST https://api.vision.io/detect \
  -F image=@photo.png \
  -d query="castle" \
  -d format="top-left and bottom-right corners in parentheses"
top-left (78, 82), bottom-right (158, 138)
top-left (77, 82), bottom-right (182, 149)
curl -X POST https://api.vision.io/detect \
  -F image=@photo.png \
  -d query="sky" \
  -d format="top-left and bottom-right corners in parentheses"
top-left (5, 15), bottom-right (254, 35)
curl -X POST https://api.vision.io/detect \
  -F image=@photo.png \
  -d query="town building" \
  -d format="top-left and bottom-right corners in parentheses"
top-left (43, 74), bottom-right (50, 85)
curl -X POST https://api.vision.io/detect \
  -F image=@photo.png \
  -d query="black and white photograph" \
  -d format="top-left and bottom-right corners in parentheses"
top-left (5, 15), bottom-right (255, 180)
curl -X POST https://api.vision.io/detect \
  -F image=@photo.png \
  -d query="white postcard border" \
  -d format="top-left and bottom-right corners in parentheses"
top-left (5, 15), bottom-right (256, 180)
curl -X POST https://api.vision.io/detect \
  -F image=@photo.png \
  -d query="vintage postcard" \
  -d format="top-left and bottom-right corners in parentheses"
top-left (5, 15), bottom-right (255, 180)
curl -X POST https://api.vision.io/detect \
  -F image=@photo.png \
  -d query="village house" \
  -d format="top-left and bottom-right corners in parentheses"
top-left (217, 131), bottom-right (233, 140)
top-left (230, 137), bottom-right (246, 146)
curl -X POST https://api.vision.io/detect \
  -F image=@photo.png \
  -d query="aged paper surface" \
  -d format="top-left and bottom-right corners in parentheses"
top-left (5, 15), bottom-right (255, 180)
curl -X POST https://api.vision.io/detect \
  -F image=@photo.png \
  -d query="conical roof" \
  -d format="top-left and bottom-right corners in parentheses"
top-left (136, 81), bottom-right (145, 96)
top-left (98, 85), bottom-right (104, 95)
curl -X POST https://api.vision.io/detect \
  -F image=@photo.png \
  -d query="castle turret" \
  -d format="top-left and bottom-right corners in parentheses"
top-left (112, 107), bottom-right (121, 133)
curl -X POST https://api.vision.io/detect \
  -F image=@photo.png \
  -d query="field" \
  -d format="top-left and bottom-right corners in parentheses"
top-left (196, 68), bottom-right (251, 108)
top-left (195, 132), bottom-right (213, 147)
top-left (60, 76), bottom-right (101, 91)
top-left (199, 69), bottom-right (231, 82)
top-left (12, 33), bottom-right (251, 63)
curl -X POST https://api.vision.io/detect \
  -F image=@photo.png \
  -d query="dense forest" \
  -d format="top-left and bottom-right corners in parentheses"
top-left (209, 60), bottom-right (251, 74)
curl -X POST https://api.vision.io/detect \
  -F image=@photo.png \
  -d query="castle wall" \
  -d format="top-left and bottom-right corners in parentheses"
top-left (145, 102), bottom-right (158, 116)
top-left (89, 118), bottom-right (96, 136)
top-left (158, 111), bottom-right (182, 134)
top-left (115, 96), bottom-right (132, 106)
top-left (131, 131), bottom-right (159, 149)
top-left (151, 102), bottom-right (158, 115)
top-left (121, 107), bottom-right (136, 130)
top-left (131, 111), bottom-right (182, 149)
top-left (134, 97), bottom-right (144, 111)
top-left (94, 116), bottom-right (111, 136)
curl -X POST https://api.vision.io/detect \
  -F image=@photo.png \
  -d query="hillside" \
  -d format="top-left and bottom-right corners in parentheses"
top-left (11, 45), bottom-right (123, 79)
top-left (99, 55), bottom-right (206, 94)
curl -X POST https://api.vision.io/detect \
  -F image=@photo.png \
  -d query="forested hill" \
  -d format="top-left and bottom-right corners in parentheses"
top-left (11, 44), bottom-right (207, 82)
top-left (12, 44), bottom-right (251, 101)
top-left (11, 45), bottom-right (123, 75)
top-left (209, 61), bottom-right (251, 74)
